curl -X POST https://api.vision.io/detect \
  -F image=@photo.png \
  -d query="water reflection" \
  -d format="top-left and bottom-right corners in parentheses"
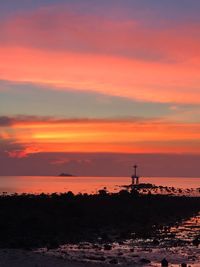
top-left (37, 213), bottom-right (200, 266)
top-left (0, 176), bottom-right (199, 195)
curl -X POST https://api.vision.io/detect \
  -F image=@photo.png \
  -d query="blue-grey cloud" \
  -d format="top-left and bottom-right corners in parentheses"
top-left (1, 0), bottom-right (200, 21)
top-left (0, 80), bottom-right (176, 120)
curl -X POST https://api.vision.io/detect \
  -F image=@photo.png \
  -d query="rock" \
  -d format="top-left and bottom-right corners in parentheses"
top-left (92, 244), bottom-right (100, 249)
top-left (188, 255), bottom-right (197, 261)
top-left (117, 252), bottom-right (123, 256)
top-left (140, 258), bottom-right (151, 264)
top-left (152, 239), bottom-right (160, 246)
top-left (161, 258), bottom-right (169, 266)
top-left (192, 237), bottom-right (200, 246)
top-left (109, 258), bottom-right (118, 264)
top-left (132, 254), bottom-right (139, 257)
top-left (104, 244), bottom-right (112, 250)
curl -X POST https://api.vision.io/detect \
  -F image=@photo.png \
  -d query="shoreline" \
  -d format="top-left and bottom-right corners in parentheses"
top-left (0, 176), bottom-right (199, 196)
top-left (0, 189), bottom-right (199, 248)
top-left (0, 187), bottom-right (199, 266)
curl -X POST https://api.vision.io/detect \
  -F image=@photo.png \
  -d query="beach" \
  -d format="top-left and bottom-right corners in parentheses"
top-left (0, 249), bottom-right (110, 267)
top-left (0, 189), bottom-right (199, 267)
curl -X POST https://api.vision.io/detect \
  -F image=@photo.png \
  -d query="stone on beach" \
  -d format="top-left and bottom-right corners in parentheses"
top-left (104, 244), bottom-right (112, 251)
top-left (192, 237), bottom-right (200, 246)
top-left (152, 239), bottom-right (160, 246)
top-left (140, 258), bottom-right (151, 264)
top-left (161, 258), bottom-right (169, 266)
top-left (109, 258), bottom-right (118, 264)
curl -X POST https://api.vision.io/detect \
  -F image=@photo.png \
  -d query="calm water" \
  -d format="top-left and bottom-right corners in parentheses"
top-left (0, 176), bottom-right (199, 194)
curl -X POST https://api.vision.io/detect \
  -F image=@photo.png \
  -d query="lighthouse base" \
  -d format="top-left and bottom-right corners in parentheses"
top-left (131, 176), bottom-right (139, 185)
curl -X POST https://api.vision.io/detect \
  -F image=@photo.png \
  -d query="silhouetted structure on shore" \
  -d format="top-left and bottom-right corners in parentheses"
top-left (131, 164), bottom-right (140, 185)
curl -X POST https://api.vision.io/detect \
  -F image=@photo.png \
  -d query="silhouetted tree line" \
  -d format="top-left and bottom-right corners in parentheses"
top-left (0, 190), bottom-right (199, 248)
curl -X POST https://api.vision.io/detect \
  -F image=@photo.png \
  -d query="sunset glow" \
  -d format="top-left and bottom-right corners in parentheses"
top-left (0, 0), bottom-right (200, 176)
top-left (1, 118), bottom-right (200, 156)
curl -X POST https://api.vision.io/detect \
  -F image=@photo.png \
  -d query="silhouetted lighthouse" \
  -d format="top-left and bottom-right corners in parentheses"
top-left (131, 164), bottom-right (139, 185)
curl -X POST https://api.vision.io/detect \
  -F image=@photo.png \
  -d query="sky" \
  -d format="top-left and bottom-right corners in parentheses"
top-left (0, 0), bottom-right (200, 176)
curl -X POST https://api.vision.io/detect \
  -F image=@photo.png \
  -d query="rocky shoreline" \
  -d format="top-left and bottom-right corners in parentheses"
top-left (0, 187), bottom-right (199, 248)
top-left (0, 187), bottom-right (199, 266)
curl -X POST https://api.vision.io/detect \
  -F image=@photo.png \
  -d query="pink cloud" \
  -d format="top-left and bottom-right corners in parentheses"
top-left (0, 6), bottom-right (200, 104)
top-left (6, 146), bottom-right (40, 158)
top-left (7, 150), bottom-right (28, 159)
top-left (1, 6), bottom-right (200, 62)
top-left (51, 158), bottom-right (91, 165)
top-left (0, 45), bottom-right (199, 104)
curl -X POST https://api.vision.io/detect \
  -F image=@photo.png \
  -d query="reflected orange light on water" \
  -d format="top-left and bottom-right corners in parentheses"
top-left (0, 176), bottom-right (199, 195)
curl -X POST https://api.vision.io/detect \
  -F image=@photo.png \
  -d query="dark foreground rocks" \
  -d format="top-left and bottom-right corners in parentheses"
top-left (0, 191), bottom-right (199, 248)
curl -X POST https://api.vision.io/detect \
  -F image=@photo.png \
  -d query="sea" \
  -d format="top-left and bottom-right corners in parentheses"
top-left (0, 176), bottom-right (199, 195)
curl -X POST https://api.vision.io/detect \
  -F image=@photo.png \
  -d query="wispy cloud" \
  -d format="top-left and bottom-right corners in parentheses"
top-left (0, 6), bottom-right (200, 104)
top-left (1, 116), bottom-right (200, 156)
top-left (1, 5), bottom-right (200, 62)
top-left (0, 46), bottom-right (200, 104)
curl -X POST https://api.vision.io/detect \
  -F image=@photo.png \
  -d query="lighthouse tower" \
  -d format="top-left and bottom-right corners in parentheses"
top-left (131, 165), bottom-right (139, 185)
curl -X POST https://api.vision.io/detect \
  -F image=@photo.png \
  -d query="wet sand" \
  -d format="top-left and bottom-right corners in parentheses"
top-left (0, 249), bottom-right (119, 267)
top-left (0, 189), bottom-right (199, 267)
top-left (0, 213), bottom-right (199, 267)
top-left (0, 248), bottom-right (199, 267)
top-left (36, 213), bottom-right (199, 267)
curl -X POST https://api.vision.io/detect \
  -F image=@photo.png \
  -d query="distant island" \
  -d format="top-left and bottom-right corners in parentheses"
top-left (58, 173), bottom-right (75, 177)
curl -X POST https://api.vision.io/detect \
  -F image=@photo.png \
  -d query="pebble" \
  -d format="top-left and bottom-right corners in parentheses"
top-left (161, 258), bottom-right (169, 267)
top-left (140, 258), bottom-right (151, 264)
top-left (104, 244), bottom-right (112, 251)
top-left (109, 258), bottom-right (118, 264)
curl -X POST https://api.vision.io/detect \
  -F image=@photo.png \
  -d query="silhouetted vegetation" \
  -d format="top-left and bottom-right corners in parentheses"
top-left (0, 190), bottom-right (199, 248)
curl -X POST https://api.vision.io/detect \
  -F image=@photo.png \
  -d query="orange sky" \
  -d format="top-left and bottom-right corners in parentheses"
top-left (0, 46), bottom-right (200, 104)
top-left (0, 1), bottom-right (200, 173)
top-left (1, 118), bottom-right (200, 157)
